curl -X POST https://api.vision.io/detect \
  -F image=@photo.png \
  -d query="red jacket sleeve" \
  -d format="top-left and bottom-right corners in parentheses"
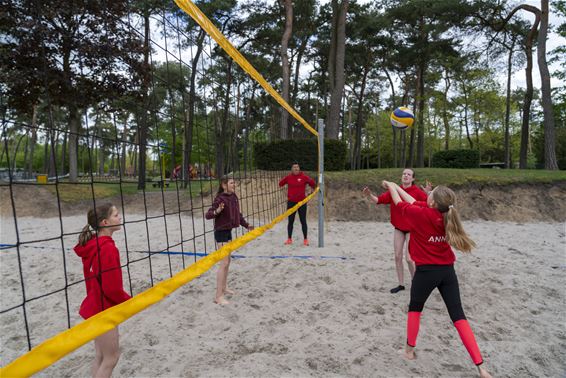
top-left (305, 174), bottom-right (316, 189)
top-left (377, 191), bottom-right (392, 205)
top-left (414, 187), bottom-right (428, 201)
top-left (205, 196), bottom-right (222, 219)
top-left (279, 175), bottom-right (288, 187)
top-left (100, 243), bottom-right (130, 304)
top-left (413, 200), bottom-right (428, 208)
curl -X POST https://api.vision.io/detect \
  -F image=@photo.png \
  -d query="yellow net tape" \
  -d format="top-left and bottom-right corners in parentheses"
top-left (174, 0), bottom-right (318, 137)
top-left (0, 189), bottom-right (319, 377)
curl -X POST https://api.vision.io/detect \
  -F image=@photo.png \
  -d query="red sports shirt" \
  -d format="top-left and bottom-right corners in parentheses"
top-left (395, 201), bottom-right (456, 266)
top-left (377, 184), bottom-right (428, 231)
top-left (279, 173), bottom-right (316, 202)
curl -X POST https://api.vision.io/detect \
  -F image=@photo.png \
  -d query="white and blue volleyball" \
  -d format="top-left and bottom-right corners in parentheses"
top-left (390, 107), bottom-right (414, 129)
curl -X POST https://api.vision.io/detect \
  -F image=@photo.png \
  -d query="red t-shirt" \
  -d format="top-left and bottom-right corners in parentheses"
top-left (279, 173), bottom-right (316, 202)
top-left (395, 201), bottom-right (456, 266)
top-left (377, 184), bottom-right (428, 231)
top-left (74, 236), bottom-right (131, 319)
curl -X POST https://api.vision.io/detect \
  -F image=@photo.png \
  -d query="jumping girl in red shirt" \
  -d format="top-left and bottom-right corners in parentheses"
top-left (74, 203), bottom-right (131, 378)
top-left (363, 169), bottom-right (429, 293)
top-left (382, 181), bottom-right (492, 378)
top-left (206, 176), bottom-right (254, 305)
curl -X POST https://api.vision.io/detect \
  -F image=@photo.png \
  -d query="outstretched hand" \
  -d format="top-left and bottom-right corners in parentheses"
top-left (215, 202), bottom-right (225, 215)
top-left (421, 180), bottom-right (433, 194)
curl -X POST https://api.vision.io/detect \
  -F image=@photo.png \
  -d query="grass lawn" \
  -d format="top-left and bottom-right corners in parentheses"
top-left (325, 168), bottom-right (566, 187)
top-left (41, 168), bottom-right (565, 203)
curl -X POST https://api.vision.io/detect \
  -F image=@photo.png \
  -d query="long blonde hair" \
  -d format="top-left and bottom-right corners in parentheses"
top-left (78, 203), bottom-right (116, 246)
top-left (432, 186), bottom-right (476, 253)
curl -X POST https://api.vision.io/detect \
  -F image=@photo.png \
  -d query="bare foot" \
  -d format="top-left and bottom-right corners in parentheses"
top-left (398, 346), bottom-right (417, 360)
top-left (214, 296), bottom-right (230, 305)
top-left (478, 366), bottom-right (492, 378)
top-left (224, 288), bottom-right (236, 296)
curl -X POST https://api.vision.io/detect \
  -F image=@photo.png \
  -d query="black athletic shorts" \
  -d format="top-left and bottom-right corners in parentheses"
top-left (214, 229), bottom-right (232, 243)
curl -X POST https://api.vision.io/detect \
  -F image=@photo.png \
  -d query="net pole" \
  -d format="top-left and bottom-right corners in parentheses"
top-left (317, 118), bottom-right (324, 248)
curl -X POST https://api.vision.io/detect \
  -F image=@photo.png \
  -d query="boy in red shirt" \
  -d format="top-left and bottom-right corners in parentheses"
top-left (383, 181), bottom-right (492, 378)
top-left (363, 169), bottom-right (429, 293)
top-left (279, 162), bottom-right (316, 246)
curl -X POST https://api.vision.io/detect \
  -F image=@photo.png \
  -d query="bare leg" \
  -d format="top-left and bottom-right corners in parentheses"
top-left (405, 234), bottom-right (416, 279)
top-left (91, 342), bottom-right (103, 377)
top-left (403, 344), bottom-right (417, 360)
top-left (215, 243), bottom-right (230, 305)
top-left (222, 255), bottom-right (232, 295)
top-left (478, 365), bottom-right (492, 378)
top-left (92, 328), bottom-right (120, 378)
top-left (393, 229), bottom-right (407, 286)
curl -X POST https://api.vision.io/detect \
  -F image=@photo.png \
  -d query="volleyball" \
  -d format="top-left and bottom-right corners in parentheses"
top-left (390, 107), bottom-right (414, 129)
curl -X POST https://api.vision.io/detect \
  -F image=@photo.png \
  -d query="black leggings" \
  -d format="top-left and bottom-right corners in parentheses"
top-left (409, 265), bottom-right (466, 322)
top-left (287, 201), bottom-right (307, 239)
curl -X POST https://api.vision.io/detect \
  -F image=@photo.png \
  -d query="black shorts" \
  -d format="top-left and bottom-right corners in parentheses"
top-left (214, 229), bottom-right (232, 243)
top-left (395, 227), bottom-right (409, 235)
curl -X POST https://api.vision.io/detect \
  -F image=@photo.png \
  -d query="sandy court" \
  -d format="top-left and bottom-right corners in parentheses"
top-left (1, 215), bottom-right (565, 377)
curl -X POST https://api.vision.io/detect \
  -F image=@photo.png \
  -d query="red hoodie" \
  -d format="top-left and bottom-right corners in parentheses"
top-left (74, 236), bottom-right (131, 319)
top-left (377, 184), bottom-right (427, 231)
top-left (395, 201), bottom-right (456, 266)
top-left (279, 173), bottom-right (316, 202)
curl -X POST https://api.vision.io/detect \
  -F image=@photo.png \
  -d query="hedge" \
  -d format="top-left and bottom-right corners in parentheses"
top-left (432, 149), bottom-right (480, 168)
top-left (253, 139), bottom-right (347, 171)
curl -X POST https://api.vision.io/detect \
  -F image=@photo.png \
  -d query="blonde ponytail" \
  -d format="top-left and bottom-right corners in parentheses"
top-left (78, 225), bottom-right (93, 246)
top-left (432, 186), bottom-right (476, 253)
top-left (444, 207), bottom-right (476, 253)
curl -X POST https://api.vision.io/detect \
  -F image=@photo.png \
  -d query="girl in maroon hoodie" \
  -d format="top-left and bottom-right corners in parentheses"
top-left (74, 203), bottom-right (131, 378)
top-left (206, 177), bottom-right (253, 305)
top-left (383, 181), bottom-right (492, 378)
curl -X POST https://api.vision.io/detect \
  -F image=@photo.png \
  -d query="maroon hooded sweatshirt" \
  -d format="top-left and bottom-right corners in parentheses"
top-left (205, 192), bottom-right (249, 230)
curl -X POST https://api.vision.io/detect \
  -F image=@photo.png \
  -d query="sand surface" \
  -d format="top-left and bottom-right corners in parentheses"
top-left (1, 215), bottom-right (565, 377)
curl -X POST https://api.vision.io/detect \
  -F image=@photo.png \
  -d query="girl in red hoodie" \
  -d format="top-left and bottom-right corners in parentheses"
top-left (206, 177), bottom-right (253, 305)
top-left (74, 203), bottom-right (131, 378)
top-left (383, 181), bottom-right (492, 378)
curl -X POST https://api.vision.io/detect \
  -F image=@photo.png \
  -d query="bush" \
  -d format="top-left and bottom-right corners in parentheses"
top-left (432, 149), bottom-right (479, 168)
top-left (253, 139), bottom-right (347, 171)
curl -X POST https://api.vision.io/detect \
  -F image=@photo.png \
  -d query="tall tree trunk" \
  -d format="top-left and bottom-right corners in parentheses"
top-left (442, 71), bottom-right (451, 150)
top-left (519, 16), bottom-right (539, 168)
top-left (138, 11), bottom-right (151, 190)
top-left (26, 104), bottom-right (38, 177)
top-left (416, 63), bottom-right (426, 167)
top-left (353, 66), bottom-right (369, 170)
top-left (68, 104), bottom-right (79, 182)
top-left (462, 82), bottom-right (473, 149)
top-left (538, 0), bottom-right (558, 170)
top-left (183, 29), bottom-right (205, 187)
top-left (61, 128), bottom-right (68, 175)
top-left (504, 37), bottom-right (515, 168)
top-left (217, 59), bottom-right (233, 178)
top-left (280, 0), bottom-right (293, 140)
top-left (327, 0), bottom-right (348, 139)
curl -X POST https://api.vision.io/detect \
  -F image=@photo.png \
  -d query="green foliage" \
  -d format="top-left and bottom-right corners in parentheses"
top-left (432, 149), bottom-right (479, 168)
top-left (253, 139), bottom-right (346, 171)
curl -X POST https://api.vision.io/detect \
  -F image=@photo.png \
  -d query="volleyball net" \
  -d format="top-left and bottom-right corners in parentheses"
top-left (0, 0), bottom-right (319, 375)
